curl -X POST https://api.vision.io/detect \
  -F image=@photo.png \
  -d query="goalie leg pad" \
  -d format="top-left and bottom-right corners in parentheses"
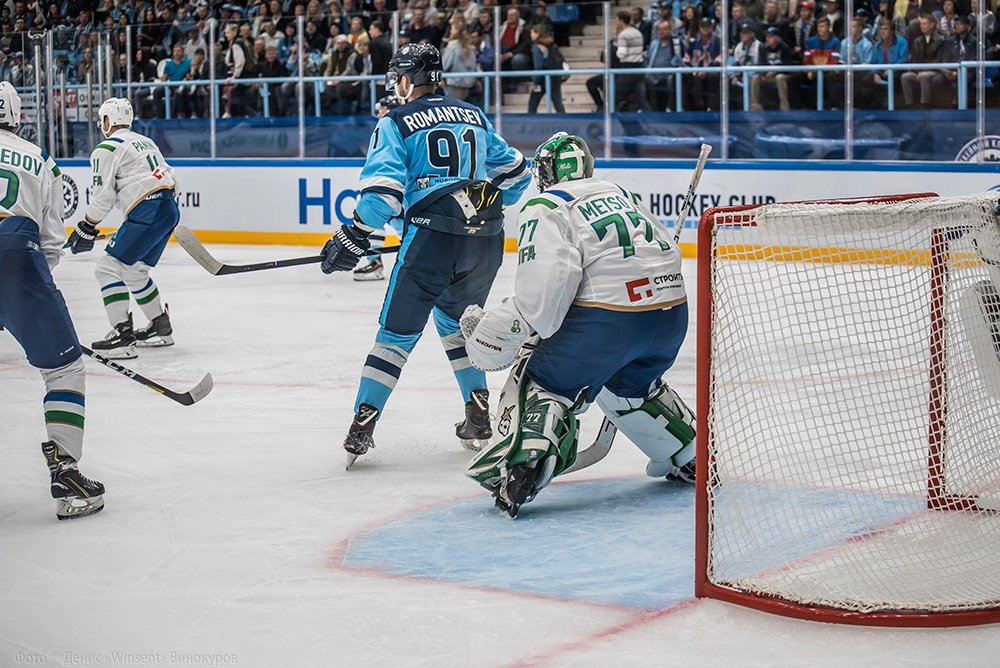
top-left (467, 377), bottom-right (578, 514)
top-left (595, 384), bottom-right (695, 478)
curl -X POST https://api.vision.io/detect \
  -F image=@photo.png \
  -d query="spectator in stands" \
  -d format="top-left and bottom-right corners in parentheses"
top-left (532, 2), bottom-right (554, 32)
top-left (443, 19), bottom-right (480, 101)
top-left (195, 2), bottom-right (218, 37)
top-left (871, 0), bottom-right (906, 39)
top-left (132, 47), bottom-right (159, 118)
top-left (938, 0), bottom-right (959, 35)
top-left (305, 19), bottom-right (327, 50)
top-left (631, 6), bottom-right (653, 47)
top-left (658, 2), bottom-right (682, 33)
top-left (841, 12), bottom-right (874, 63)
top-left (430, 11), bottom-right (450, 48)
top-left (760, 0), bottom-right (793, 43)
top-left (369, 0), bottom-right (393, 27)
top-left (680, 0), bottom-right (704, 46)
top-left (457, 0), bottom-right (479, 26)
top-left (792, 0), bottom-right (816, 59)
top-left (279, 22), bottom-right (298, 61)
top-left (333, 34), bottom-right (371, 112)
top-left (944, 12), bottom-right (976, 98)
top-left (186, 46), bottom-right (209, 117)
top-left (645, 19), bottom-right (685, 110)
top-left (499, 5), bottom-right (532, 88)
top-left (684, 16), bottom-right (723, 110)
top-left (259, 20), bottom-right (282, 51)
top-left (822, 0), bottom-right (845, 38)
top-left (223, 21), bottom-right (258, 117)
top-left (902, 13), bottom-right (946, 107)
top-left (613, 8), bottom-right (650, 110)
top-left (472, 8), bottom-right (494, 45)
top-left (527, 22), bottom-right (566, 112)
top-left (728, 4), bottom-right (759, 47)
top-left (136, 8), bottom-right (160, 53)
top-left (166, 5), bottom-right (194, 49)
top-left (368, 20), bottom-right (392, 86)
top-left (730, 22), bottom-right (762, 105)
top-left (305, 0), bottom-right (328, 36)
top-left (471, 25), bottom-right (495, 82)
top-left (868, 19), bottom-right (910, 98)
top-left (803, 15), bottom-right (842, 106)
top-left (320, 33), bottom-right (353, 111)
top-left (739, 0), bottom-right (766, 20)
top-left (347, 15), bottom-right (369, 46)
top-left (751, 25), bottom-right (794, 109)
top-left (183, 24), bottom-right (208, 60)
top-left (258, 44), bottom-right (292, 114)
top-left (406, 7), bottom-right (435, 43)
top-left (159, 43), bottom-right (194, 118)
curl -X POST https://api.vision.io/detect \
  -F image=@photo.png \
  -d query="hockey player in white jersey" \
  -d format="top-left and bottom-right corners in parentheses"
top-left (0, 82), bottom-right (105, 520)
top-left (463, 133), bottom-right (695, 517)
top-left (67, 98), bottom-right (179, 358)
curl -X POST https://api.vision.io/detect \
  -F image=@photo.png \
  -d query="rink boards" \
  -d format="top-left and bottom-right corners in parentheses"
top-left (55, 159), bottom-right (1000, 253)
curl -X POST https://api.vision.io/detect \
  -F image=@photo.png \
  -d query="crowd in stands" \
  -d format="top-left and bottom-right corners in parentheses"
top-left (0, 0), bottom-right (997, 117)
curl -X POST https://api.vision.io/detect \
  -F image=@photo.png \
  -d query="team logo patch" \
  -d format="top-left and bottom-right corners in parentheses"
top-left (61, 173), bottom-right (79, 220)
top-left (498, 405), bottom-right (515, 436)
top-left (625, 277), bottom-right (653, 302)
top-left (956, 136), bottom-right (1000, 163)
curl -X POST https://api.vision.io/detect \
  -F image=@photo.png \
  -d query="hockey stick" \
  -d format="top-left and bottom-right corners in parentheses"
top-left (173, 226), bottom-right (399, 276)
top-left (672, 143), bottom-right (713, 244)
top-left (81, 346), bottom-right (213, 406)
top-left (563, 415), bottom-right (617, 474)
top-left (62, 231), bottom-right (114, 249)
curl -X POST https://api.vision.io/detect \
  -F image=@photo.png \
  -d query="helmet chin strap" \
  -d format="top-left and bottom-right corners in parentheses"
top-left (394, 78), bottom-right (412, 104)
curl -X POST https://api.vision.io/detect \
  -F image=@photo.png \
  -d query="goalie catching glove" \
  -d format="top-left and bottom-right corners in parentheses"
top-left (461, 298), bottom-right (532, 372)
top-left (68, 220), bottom-right (99, 254)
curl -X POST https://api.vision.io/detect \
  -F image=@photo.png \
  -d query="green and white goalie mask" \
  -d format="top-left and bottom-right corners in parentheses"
top-left (531, 132), bottom-right (595, 192)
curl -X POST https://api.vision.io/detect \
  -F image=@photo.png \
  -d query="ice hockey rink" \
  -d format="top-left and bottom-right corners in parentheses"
top-left (2, 240), bottom-right (999, 668)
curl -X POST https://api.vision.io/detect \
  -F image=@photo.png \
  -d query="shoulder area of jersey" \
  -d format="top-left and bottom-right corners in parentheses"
top-left (387, 93), bottom-right (484, 120)
top-left (520, 178), bottom-right (622, 213)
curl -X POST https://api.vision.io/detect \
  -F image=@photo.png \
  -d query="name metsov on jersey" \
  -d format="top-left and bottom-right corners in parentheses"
top-left (85, 129), bottom-right (177, 224)
top-left (512, 177), bottom-right (686, 339)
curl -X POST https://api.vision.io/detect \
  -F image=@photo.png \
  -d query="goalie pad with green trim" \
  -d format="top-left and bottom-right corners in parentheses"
top-left (467, 361), bottom-right (579, 516)
top-left (595, 384), bottom-right (695, 478)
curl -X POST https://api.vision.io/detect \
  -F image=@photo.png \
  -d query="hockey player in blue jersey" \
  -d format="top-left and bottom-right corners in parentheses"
top-left (320, 43), bottom-right (531, 469)
top-left (0, 82), bottom-right (105, 520)
top-left (352, 94), bottom-right (400, 283)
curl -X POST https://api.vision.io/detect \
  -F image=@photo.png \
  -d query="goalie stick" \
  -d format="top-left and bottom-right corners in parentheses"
top-left (563, 415), bottom-right (617, 474)
top-left (173, 225), bottom-right (400, 276)
top-left (82, 346), bottom-right (213, 406)
top-left (672, 143), bottom-right (712, 244)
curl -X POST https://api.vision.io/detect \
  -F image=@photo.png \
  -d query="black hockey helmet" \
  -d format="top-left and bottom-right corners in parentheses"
top-left (385, 43), bottom-right (443, 92)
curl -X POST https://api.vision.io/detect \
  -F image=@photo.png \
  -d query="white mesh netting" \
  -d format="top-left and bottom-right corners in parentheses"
top-left (706, 192), bottom-right (1000, 615)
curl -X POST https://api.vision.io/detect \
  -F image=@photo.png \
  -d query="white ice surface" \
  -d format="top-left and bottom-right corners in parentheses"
top-left (1, 242), bottom-right (998, 668)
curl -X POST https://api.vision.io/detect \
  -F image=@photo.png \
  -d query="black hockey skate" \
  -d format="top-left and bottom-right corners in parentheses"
top-left (344, 403), bottom-right (379, 470)
top-left (91, 313), bottom-right (137, 359)
top-left (135, 305), bottom-right (174, 347)
top-left (455, 389), bottom-right (491, 452)
top-left (493, 464), bottom-right (538, 519)
top-left (666, 458), bottom-right (696, 484)
top-left (41, 441), bottom-right (105, 520)
top-left (352, 257), bottom-right (384, 281)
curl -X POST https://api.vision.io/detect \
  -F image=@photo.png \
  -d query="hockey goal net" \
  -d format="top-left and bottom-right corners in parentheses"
top-left (696, 192), bottom-right (1000, 626)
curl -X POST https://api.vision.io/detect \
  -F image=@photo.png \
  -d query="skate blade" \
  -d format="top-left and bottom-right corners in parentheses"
top-left (91, 346), bottom-right (137, 359)
top-left (352, 272), bottom-right (385, 282)
top-left (345, 452), bottom-right (360, 470)
top-left (494, 496), bottom-right (519, 519)
top-left (136, 335), bottom-right (174, 348)
top-left (460, 438), bottom-right (485, 452)
top-left (56, 495), bottom-right (105, 521)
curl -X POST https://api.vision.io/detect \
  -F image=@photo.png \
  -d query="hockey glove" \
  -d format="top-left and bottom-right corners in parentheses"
top-left (321, 224), bottom-right (371, 274)
top-left (68, 220), bottom-right (99, 254)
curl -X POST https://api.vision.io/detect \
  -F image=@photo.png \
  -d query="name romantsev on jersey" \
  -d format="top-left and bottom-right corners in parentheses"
top-left (399, 104), bottom-right (485, 133)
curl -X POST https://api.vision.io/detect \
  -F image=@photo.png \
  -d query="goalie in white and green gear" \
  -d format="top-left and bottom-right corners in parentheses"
top-left (463, 131), bottom-right (694, 516)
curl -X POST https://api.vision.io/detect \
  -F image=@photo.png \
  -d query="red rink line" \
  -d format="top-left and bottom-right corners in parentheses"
top-left (500, 599), bottom-right (699, 668)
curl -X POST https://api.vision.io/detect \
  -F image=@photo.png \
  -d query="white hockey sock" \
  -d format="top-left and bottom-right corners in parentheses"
top-left (40, 357), bottom-right (86, 461)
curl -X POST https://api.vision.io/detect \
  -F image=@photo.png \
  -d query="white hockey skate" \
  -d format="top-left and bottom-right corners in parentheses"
top-left (352, 257), bottom-right (384, 281)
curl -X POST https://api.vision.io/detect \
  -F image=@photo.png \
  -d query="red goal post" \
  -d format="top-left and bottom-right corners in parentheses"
top-left (695, 193), bottom-right (1000, 627)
